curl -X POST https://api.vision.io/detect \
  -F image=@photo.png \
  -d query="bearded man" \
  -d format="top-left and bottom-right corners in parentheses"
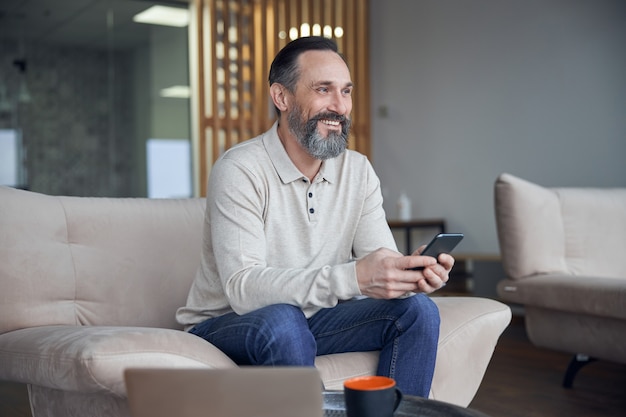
top-left (176, 36), bottom-right (454, 398)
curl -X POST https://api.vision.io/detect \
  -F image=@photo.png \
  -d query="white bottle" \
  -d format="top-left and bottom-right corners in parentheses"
top-left (397, 192), bottom-right (411, 221)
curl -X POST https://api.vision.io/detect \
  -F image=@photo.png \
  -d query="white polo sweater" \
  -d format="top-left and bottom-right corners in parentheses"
top-left (176, 123), bottom-right (397, 328)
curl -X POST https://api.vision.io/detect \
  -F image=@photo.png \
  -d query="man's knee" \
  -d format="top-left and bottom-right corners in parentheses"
top-left (399, 295), bottom-right (440, 331)
top-left (254, 305), bottom-right (315, 346)
top-left (254, 304), bottom-right (309, 331)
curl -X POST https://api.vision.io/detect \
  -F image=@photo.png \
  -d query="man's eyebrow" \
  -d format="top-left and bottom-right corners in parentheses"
top-left (315, 80), bottom-right (354, 88)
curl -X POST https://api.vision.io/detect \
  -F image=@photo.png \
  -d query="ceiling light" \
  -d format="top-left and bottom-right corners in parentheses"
top-left (160, 85), bottom-right (191, 99)
top-left (133, 6), bottom-right (189, 27)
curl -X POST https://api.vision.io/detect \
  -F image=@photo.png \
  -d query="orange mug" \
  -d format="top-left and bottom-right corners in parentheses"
top-left (344, 376), bottom-right (403, 417)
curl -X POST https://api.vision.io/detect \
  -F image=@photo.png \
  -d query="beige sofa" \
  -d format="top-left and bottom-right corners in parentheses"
top-left (0, 186), bottom-right (511, 416)
top-left (494, 173), bottom-right (626, 387)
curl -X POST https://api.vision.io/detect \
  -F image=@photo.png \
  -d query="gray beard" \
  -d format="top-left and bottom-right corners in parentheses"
top-left (287, 106), bottom-right (351, 160)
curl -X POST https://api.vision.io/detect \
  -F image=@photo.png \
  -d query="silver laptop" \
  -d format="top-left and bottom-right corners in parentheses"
top-left (124, 367), bottom-right (324, 417)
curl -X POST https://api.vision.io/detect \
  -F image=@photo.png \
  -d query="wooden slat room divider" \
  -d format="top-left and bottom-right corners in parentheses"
top-left (193, 0), bottom-right (370, 196)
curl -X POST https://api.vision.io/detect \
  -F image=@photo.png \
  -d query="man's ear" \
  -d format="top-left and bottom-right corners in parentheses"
top-left (270, 83), bottom-right (289, 112)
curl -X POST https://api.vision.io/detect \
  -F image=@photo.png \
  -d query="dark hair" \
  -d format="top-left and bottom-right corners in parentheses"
top-left (268, 36), bottom-right (342, 116)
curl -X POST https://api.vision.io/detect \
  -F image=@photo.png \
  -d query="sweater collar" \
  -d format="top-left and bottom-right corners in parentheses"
top-left (263, 122), bottom-right (337, 184)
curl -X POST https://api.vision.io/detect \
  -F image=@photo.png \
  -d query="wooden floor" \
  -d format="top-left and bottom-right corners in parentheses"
top-left (1, 316), bottom-right (625, 417)
top-left (469, 316), bottom-right (626, 417)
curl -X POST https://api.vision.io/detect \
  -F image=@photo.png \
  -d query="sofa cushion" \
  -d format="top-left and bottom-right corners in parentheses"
top-left (498, 274), bottom-right (626, 320)
top-left (0, 186), bottom-right (206, 334)
top-left (557, 188), bottom-right (626, 278)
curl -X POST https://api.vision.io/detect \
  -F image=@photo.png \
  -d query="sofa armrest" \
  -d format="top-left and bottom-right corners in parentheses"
top-left (0, 326), bottom-right (236, 397)
top-left (429, 297), bottom-right (511, 406)
top-left (315, 297), bottom-right (512, 407)
top-left (494, 173), bottom-right (567, 279)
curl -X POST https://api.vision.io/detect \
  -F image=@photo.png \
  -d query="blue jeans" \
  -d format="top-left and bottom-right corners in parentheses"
top-left (189, 295), bottom-right (440, 397)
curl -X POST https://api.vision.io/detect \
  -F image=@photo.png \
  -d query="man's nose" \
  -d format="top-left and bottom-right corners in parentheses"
top-left (327, 91), bottom-right (350, 115)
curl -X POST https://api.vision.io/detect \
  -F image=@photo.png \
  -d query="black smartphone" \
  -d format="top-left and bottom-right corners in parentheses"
top-left (409, 233), bottom-right (464, 270)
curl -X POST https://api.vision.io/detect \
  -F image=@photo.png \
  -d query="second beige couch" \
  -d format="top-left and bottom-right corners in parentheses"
top-left (494, 173), bottom-right (626, 387)
top-left (0, 186), bottom-right (511, 416)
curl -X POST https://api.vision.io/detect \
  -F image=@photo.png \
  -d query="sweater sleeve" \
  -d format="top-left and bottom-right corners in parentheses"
top-left (352, 159), bottom-right (398, 258)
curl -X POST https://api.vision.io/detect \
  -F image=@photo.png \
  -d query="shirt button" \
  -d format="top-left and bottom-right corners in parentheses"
top-left (308, 192), bottom-right (313, 198)
top-left (309, 208), bottom-right (315, 214)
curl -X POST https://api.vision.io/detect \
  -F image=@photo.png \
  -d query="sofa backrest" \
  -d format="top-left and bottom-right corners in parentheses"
top-left (494, 173), bottom-right (626, 280)
top-left (0, 186), bottom-right (206, 335)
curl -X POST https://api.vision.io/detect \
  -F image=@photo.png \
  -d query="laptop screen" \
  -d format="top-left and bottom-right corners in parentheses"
top-left (124, 367), bottom-right (324, 417)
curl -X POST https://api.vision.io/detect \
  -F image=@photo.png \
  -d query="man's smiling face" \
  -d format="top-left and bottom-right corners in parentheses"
top-left (286, 49), bottom-right (353, 160)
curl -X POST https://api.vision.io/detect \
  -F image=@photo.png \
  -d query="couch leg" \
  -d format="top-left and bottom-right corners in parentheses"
top-left (562, 354), bottom-right (596, 388)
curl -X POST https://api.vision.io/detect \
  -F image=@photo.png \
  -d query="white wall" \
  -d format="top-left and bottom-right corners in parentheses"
top-left (369, 0), bottom-right (626, 254)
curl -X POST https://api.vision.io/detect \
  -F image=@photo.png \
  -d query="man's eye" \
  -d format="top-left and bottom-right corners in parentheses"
top-left (317, 87), bottom-right (328, 93)
top-left (343, 89), bottom-right (352, 96)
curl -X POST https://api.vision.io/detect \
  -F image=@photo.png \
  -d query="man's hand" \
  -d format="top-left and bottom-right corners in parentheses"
top-left (411, 245), bottom-right (454, 293)
top-left (355, 247), bottom-right (454, 299)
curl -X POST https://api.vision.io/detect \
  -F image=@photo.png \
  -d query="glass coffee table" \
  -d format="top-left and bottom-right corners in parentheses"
top-left (322, 391), bottom-right (490, 417)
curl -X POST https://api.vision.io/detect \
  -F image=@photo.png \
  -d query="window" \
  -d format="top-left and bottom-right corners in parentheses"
top-left (146, 139), bottom-right (192, 199)
top-left (0, 129), bottom-right (24, 188)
